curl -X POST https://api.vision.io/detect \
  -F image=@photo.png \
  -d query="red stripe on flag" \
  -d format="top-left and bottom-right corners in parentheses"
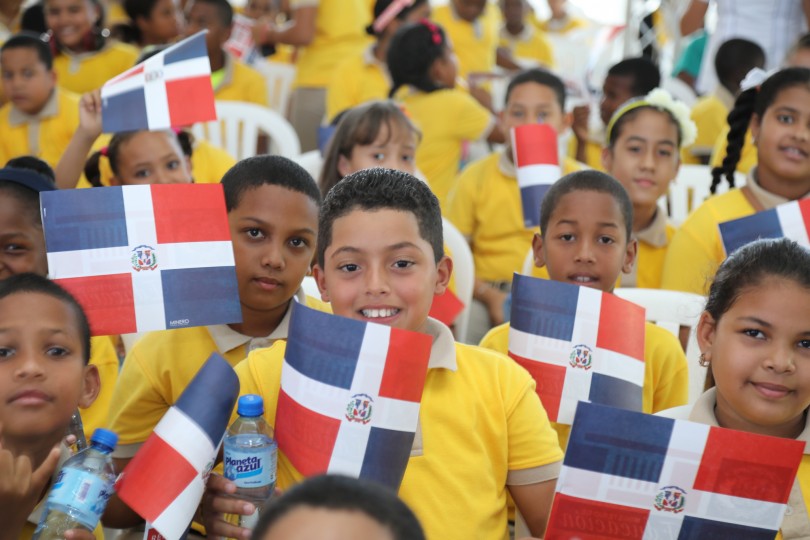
top-left (799, 199), bottom-right (810, 235)
top-left (693, 427), bottom-right (803, 504)
top-left (275, 390), bottom-right (340, 476)
top-left (428, 289), bottom-right (465, 327)
top-left (509, 352), bottom-right (565, 422)
top-left (512, 124), bottom-right (559, 168)
top-left (107, 64), bottom-right (145, 86)
top-left (151, 184), bottom-right (232, 243)
top-left (546, 493), bottom-right (650, 539)
top-left (378, 327), bottom-right (431, 402)
top-left (165, 75), bottom-right (217, 128)
top-left (596, 293), bottom-right (645, 361)
top-left (115, 434), bottom-right (199, 522)
top-left (54, 274), bottom-right (136, 335)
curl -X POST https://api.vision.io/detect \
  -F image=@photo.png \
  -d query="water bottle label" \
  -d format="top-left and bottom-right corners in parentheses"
top-left (47, 468), bottom-right (112, 528)
top-left (224, 445), bottom-right (277, 489)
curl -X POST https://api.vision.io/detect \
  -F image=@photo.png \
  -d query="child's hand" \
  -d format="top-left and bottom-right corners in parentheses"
top-left (571, 104), bottom-right (590, 142)
top-left (77, 90), bottom-right (104, 141)
top-left (200, 473), bottom-right (255, 540)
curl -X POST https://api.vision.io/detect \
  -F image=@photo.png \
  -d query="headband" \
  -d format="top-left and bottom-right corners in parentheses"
top-left (0, 167), bottom-right (56, 193)
top-left (372, 0), bottom-right (415, 34)
top-left (605, 88), bottom-right (697, 148)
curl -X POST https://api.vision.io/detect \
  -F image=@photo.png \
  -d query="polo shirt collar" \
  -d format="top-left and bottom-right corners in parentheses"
top-left (8, 89), bottom-right (59, 126)
top-left (424, 317), bottom-right (457, 371)
top-left (213, 50), bottom-right (235, 93)
top-left (634, 206), bottom-right (669, 248)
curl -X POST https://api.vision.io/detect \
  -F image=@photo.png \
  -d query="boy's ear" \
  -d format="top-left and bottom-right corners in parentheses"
top-left (433, 255), bottom-right (453, 295)
top-left (311, 263), bottom-right (329, 303)
top-left (531, 232), bottom-right (546, 268)
top-left (621, 237), bottom-right (638, 274)
top-left (78, 365), bottom-right (100, 410)
top-left (601, 147), bottom-right (613, 172)
top-left (696, 311), bottom-right (717, 354)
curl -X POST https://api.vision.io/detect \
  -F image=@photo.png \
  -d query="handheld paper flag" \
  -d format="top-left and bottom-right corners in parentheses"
top-left (116, 353), bottom-right (239, 540)
top-left (224, 14), bottom-right (259, 63)
top-left (41, 183), bottom-right (242, 336)
top-left (277, 303), bottom-right (432, 489)
top-left (508, 273), bottom-right (646, 424)
top-left (101, 30), bottom-right (216, 132)
top-left (546, 402), bottom-right (804, 539)
top-left (429, 289), bottom-right (464, 326)
top-left (511, 123), bottom-right (561, 228)
top-left (719, 198), bottom-right (810, 255)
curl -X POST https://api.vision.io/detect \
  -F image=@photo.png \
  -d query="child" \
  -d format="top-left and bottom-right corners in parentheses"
top-left (432, 0), bottom-right (502, 80)
top-left (447, 68), bottom-right (580, 343)
top-left (183, 0), bottom-right (268, 106)
top-left (0, 160), bottom-right (119, 445)
top-left (44, 0), bottom-right (138, 94)
top-left (685, 38), bottom-right (764, 165)
top-left (498, 0), bottom-right (554, 70)
top-left (480, 170), bottom-right (689, 448)
top-left (0, 33), bottom-right (80, 168)
top-left (662, 67), bottom-right (810, 295)
top-left (570, 57), bottom-right (660, 170)
top-left (325, 0), bottom-right (429, 122)
top-left (387, 20), bottom-right (502, 212)
top-left (0, 273), bottom-right (100, 540)
top-left (251, 475), bottom-right (425, 540)
top-left (602, 88), bottom-right (696, 288)
top-left (203, 168), bottom-right (564, 539)
top-left (689, 238), bottom-right (810, 537)
top-left (102, 155), bottom-right (329, 528)
top-left (538, 0), bottom-right (586, 34)
top-left (786, 33), bottom-right (810, 69)
top-left (118, 0), bottom-right (182, 47)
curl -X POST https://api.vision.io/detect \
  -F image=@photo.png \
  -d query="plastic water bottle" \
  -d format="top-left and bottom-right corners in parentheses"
top-left (224, 395), bottom-right (277, 528)
top-left (33, 428), bottom-right (118, 540)
top-left (66, 409), bottom-right (87, 454)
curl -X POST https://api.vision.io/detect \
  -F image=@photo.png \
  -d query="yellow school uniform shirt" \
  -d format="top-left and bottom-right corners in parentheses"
top-left (535, 14), bottom-right (587, 34)
top-left (106, 291), bottom-right (330, 457)
top-left (689, 388), bottom-right (810, 539)
top-left (447, 150), bottom-right (582, 283)
top-left (567, 135), bottom-right (604, 171)
top-left (623, 208), bottom-right (675, 289)
top-left (214, 53), bottom-right (269, 107)
top-left (325, 45), bottom-right (390, 122)
top-left (498, 25), bottom-right (554, 69)
top-left (0, 89), bottom-right (79, 169)
top-left (709, 125), bottom-right (757, 175)
top-left (81, 336), bottom-right (120, 442)
top-left (480, 319), bottom-right (688, 449)
top-left (399, 87), bottom-right (494, 212)
top-left (289, 0), bottom-right (370, 88)
top-left (235, 317), bottom-right (563, 540)
top-left (53, 42), bottom-right (138, 95)
top-left (685, 85), bottom-right (733, 164)
top-left (660, 168), bottom-right (799, 294)
top-left (432, 3), bottom-right (500, 81)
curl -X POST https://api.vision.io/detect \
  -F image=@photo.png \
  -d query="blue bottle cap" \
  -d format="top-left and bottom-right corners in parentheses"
top-left (90, 428), bottom-right (118, 450)
top-left (237, 394), bottom-right (264, 417)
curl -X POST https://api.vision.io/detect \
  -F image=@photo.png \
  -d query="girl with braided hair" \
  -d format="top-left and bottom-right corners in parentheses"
top-left (661, 67), bottom-right (810, 294)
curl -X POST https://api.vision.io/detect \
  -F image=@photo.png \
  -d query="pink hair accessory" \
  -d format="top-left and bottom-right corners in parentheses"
top-left (100, 146), bottom-right (109, 157)
top-left (372, 0), bottom-right (415, 34)
top-left (420, 19), bottom-right (442, 45)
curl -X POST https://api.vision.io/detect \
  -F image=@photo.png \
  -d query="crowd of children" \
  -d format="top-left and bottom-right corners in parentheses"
top-left (3, 0), bottom-right (810, 538)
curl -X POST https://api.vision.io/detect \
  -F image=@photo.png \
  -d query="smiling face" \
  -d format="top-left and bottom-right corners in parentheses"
top-left (111, 131), bottom-right (192, 186)
top-left (337, 123), bottom-right (417, 178)
top-left (0, 193), bottom-right (49, 280)
top-left (533, 190), bottom-right (636, 292)
top-left (698, 277), bottom-right (810, 439)
top-left (45, 0), bottom-right (98, 51)
top-left (0, 47), bottom-right (56, 116)
top-left (313, 208), bottom-right (451, 334)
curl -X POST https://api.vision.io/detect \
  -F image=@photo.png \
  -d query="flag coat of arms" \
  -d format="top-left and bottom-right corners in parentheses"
top-left (511, 123), bottom-right (561, 228)
top-left (546, 402), bottom-right (804, 539)
top-left (508, 274), bottom-right (646, 424)
top-left (276, 303), bottom-right (433, 490)
top-left (101, 30), bottom-right (216, 132)
top-left (41, 183), bottom-right (242, 336)
top-left (719, 198), bottom-right (810, 255)
top-left (116, 353), bottom-right (240, 540)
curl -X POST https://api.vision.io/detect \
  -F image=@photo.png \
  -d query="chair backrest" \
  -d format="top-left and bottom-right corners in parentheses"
top-left (251, 60), bottom-right (297, 117)
top-left (442, 218), bottom-right (474, 343)
top-left (191, 100), bottom-right (301, 161)
top-left (301, 275), bottom-right (321, 299)
top-left (294, 150), bottom-right (324, 184)
top-left (666, 164), bottom-right (747, 225)
top-left (613, 288), bottom-right (707, 405)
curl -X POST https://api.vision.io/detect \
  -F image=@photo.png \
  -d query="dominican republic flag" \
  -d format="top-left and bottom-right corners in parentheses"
top-left (116, 353), bottom-right (239, 540)
top-left (719, 198), bottom-right (810, 255)
top-left (41, 184), bottom-right (241, 336)
top-left (429, 289), bottom-right (464, 326)
top-left (101, 31), bottom-right (216, 133)
top-left (276, 303), bottom-right (432, 490)
top-left (508, 274), bottom-right (646, 424)
top-left (224, 14), bottom-right (259, 63)
top-left (511, 123), bottom-right (561, 228)
top-left (546, 402), bottom-right (804, 540)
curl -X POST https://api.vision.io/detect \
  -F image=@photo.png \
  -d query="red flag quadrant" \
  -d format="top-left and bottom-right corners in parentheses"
top-left (224, 14), bottom-right (259, 63)
top-left (511, 123), bottom-right (560, 228)
top-left (275, 304), bottom-right (432, 490)
top-left (429, 289), bottom-right (465, 326)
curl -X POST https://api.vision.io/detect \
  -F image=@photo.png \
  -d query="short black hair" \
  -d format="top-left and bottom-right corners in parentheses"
top-left (388, 21), bottom-right (449, 97)
top-left (317, 168), bottom-right (443, 267)
top-left (715, 38), bottom-right (765, 91)
top-left (251, 475), bottom-right (426, 540)
top-left (0, 158), bottom-right (55, 226)
top-left (190, 0), bottom-right (233, 26)
top-left (6, 156), bottom-right (56, 182)
top-left (606, 57), bottom-right (661, 96)
top-left (0, 32), bottom-right (54, 70)
top-left (540, 170), bottom-right (633, 240)
top-left (0, 273), bottom-right (91, 364)
top-left (221, 155), bottom-right (321, 212)
top-left (504, 68), bottom-right (566, 110)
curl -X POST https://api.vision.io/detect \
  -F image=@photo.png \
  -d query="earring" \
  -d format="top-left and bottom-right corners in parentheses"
top-left (699, 352), bottom-right (710, 367)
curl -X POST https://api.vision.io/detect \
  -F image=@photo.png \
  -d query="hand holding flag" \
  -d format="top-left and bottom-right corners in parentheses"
top-left (511, 123), bottom-right (561, 228)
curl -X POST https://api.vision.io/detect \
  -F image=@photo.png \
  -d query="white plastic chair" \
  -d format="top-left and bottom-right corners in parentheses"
top-left (666, 164), bottom-right (747, 226)
top-left (521, 247), bottom-right (534, 275)
top-left (613, 288), bottom-right (707, 405)
top-left (294, 150), bottom-right (324, 184)
top-left (251, 60), bottom-right (297, 117)
top-left (191, 100), bottom-right (301, 160)
top-left (442, 218), bottom-right (474, 343)
top-left (301, 275), bottom-right (321, 300)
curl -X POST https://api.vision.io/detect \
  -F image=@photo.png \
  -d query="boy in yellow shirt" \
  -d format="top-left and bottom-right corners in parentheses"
top-left (448, 68), bottom-right (580, 343)
top-left (0, 34), bottom-right (79, 168)
top-left (433, 0), bottom-right (501, 80)
top-left (480, 170), bottom-right (688, 449)
top-left (102, 156), bottom-right (329, 528)
top-left (204, 168), bottom-right (564, 539)
top-left (498, 0), bottom-right (554, 69)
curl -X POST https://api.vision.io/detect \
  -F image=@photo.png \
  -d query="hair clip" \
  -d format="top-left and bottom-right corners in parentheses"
top-left (420, 19), bottom-right (443, 45)
top-left (740, 67), bottom-right (776, 92)
top-left (100, 146), bottom-right (109, 157)
top-left (373, 0), bottom-right (415, 34)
